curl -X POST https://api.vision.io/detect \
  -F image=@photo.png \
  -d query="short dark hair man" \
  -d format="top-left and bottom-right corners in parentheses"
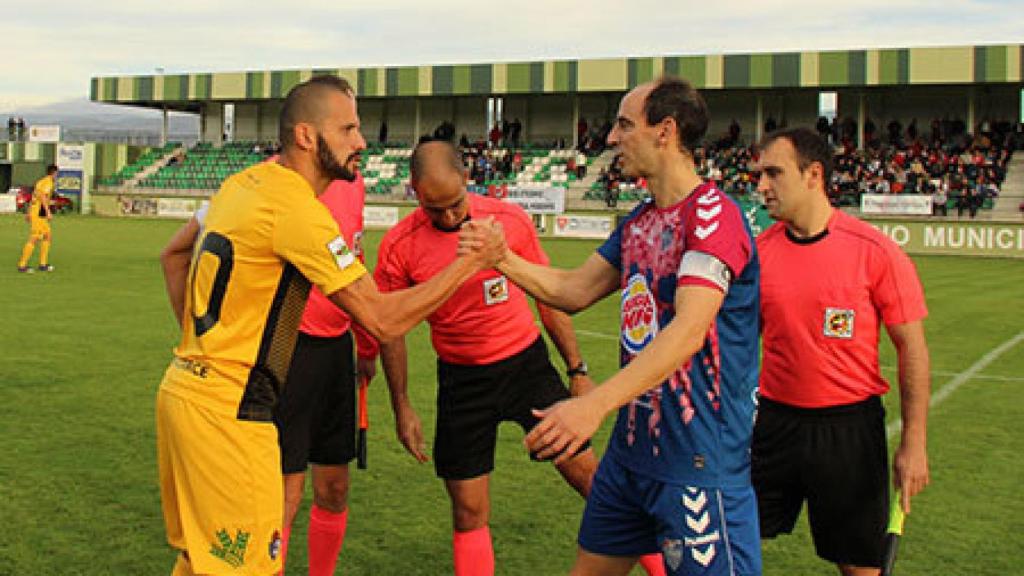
top-left (464, 77), bottom-right (763, 575)
top-left (752, 127), bottom-right (931, 576)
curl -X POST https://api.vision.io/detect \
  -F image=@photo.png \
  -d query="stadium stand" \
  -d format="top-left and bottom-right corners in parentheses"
top-left (93, 130), bottom-right (1017, 221)
top-left (583, 136), bottom-right (1015, 215)
top-left (94, 143), bottom-right (181, 187)
top-left (138, 141), bottom-right (264, 191)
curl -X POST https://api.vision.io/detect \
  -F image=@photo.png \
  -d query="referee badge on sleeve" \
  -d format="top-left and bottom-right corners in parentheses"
top-left (327, 236), bottom-right (355, 270)
top-left (823, 308), bottom-right (855, 339)
top-left (483, 276), bottom-right (509, 306)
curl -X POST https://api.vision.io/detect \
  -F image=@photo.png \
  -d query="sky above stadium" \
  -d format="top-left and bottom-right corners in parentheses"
top-left (1, 0), bottom-right (1021, 111)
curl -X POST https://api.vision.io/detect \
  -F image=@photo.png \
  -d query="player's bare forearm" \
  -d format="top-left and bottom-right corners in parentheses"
top-left (334, 256), bottom-right (480, 342)
top-left (337, 220), bottom-right (504, 341)
top-left (589, 287), bottom-right (722, 413)
top-left (538, 302), bottom-right (583, 369)
top-left (380, 337), bottom-right (429, 462)
top-left (500, 251), bottom-right (618, 314)
top-left (888, 321), bottom-right (930, 446)
top-left (353, 321), bottom-right (379, 360)
top-left (160, 217), bottom-right (200, 326)
top-left (380, 337), bottom-right (411, 410)
top-left (538, 302), bottom-right (594, 395)
top-left (163, 254), bottom-right (190, 325)
top-left (526, 286), bottom-right (723, 462)
top-left (888, 320), bottom-right (931, 509)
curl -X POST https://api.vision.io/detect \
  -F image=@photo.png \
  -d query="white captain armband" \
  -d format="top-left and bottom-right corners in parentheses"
top-left (678, 250), bottom-right (732, 292)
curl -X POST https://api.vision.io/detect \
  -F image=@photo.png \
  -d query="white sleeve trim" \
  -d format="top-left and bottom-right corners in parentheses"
top-left (194, 201), bottom-right (210, 226)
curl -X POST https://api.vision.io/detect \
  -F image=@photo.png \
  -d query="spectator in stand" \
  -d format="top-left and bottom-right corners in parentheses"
top-left (510, 118), bottom-right (522, 147)
top-left (816, 116), bottom-right (831, 142)
top-left (7, 117), bottom-right (15, 140)
top-left (932, 182), bottom-right (948, 217)
top-left (728, 118), bottom-right (742, 146)
top-left (887, 119), bottom-right (902, 146)
top-left (488, 124), bottom-right (502, 149)
top-left (865, 117), bottom-right (877, 145)
top-left (765, 116), bottom-right (778, 135)
top-left (958, 184), bottom-right (978, 218)
top-left (379, 121), bottom-right (388, 144)
top-left (576, 150), bottom-right (588, 178)
top-left (577, 117), bottom-right (588, 146)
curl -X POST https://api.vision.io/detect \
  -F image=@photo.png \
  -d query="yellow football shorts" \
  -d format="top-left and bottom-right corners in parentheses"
top-left (28, 216), bottom-right (50, 239)
top-left (156, 385), bottom-right (283, 575)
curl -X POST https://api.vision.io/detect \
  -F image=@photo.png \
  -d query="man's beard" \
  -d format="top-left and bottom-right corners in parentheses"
top-left (316, 134), bottom-right (358, 182)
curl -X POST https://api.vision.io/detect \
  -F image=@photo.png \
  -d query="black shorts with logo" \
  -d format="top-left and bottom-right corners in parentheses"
top-left (433, 336), bottom-right (579, 480)
top-left (274, 332), bottom-right (356, 474)
top-left (751, 395), bottom-right (888, 568)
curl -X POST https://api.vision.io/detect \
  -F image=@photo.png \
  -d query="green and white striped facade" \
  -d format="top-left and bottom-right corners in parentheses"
top-left (91, 44), bottom-right (1024, 146)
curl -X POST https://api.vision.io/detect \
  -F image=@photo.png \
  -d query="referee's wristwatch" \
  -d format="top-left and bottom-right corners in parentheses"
top-left (566, 361), bottom-right (589, 378)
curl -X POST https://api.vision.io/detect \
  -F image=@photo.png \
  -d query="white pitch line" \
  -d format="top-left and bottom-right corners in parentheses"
top-left (886, 331), bottom-right (1024, 439)
top-left (881, 365), bottom-right (1024, 383)
top-left (573, 328), bottom-right (1024, 383)
top-left (573, 328), bottom-right (620, 341)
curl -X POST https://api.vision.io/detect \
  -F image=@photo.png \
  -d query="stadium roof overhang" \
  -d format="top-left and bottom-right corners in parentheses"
top-left (91, 44), bottom-right (1024, 113)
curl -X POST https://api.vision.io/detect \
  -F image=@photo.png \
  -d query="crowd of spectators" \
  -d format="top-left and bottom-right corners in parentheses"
top-left (815, 114), bottom-right (1022, 153)
top-left (456, 143), bottom-right (588, 186)
top-left (594, 118), bottom-right (1019, 218)
top-left (828, 138), bottom-right (1012, 217)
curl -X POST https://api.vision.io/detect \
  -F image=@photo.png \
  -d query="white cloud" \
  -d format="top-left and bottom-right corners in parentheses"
top-left (1, 0), bottom-right (1021, 109)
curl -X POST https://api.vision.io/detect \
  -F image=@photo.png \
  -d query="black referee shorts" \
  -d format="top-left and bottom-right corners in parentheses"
top-left (273, 332), bottom-right (356, 474)
top-left (433, 336), bottom-right (580, 480)
top-left (749, 393), bottom-right (892, 565)
top-left (751, 395), bottom-right (889, 568)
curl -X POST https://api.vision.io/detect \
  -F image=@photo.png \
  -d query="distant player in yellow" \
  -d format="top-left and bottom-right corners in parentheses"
top-left (156, 75), bottom-right (504, 576)
top-left (17, 164), bottom-right (57, 273)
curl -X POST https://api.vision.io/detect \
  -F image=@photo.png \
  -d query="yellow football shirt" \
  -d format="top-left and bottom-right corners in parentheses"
top-left (30, 175), bottom-right (52, 219)
top-left (162, 161), bottom-right (366, 420)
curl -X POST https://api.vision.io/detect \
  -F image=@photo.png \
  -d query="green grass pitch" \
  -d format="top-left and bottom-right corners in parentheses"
top-left (0, 214), bottom-right (1021, 575)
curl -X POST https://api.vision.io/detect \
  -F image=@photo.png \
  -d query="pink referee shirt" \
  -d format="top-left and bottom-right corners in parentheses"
top-left (757, 209), bottom-right (927, 408)
top-left (374, 194), bottom-right (547, 365)
top-left (298, 174), bottom-right (377, 358)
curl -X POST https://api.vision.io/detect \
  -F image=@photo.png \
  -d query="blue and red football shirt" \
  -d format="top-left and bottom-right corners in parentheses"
top-left (597, 182), bottom-right (760, 487)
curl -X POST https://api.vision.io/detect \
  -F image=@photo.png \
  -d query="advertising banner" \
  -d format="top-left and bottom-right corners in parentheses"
top-left (56, 170), bottom-right (83, 196)
top-left (57, 144), bottom-right (85, 169)
top-left (870, 220), bottom-right (1024, 258)
top-left (157, 198), bottom-right (200, 219)
top-left (0, 194), bottom-right (16, 213)
top-left (28, 125), bottom-right (61, 143)
top-left (552, 214), bottom-right (614, 239)
top-left (503, 186), bottom-right (565, 214)
top-left (469, 184), bottom-right (566, 214)
top-left (363, 205), bottom-right (400, 229)
top-left (861, 194), bottom-right (933, 216)
top-left (119, 196), bottom-right (158, 216)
